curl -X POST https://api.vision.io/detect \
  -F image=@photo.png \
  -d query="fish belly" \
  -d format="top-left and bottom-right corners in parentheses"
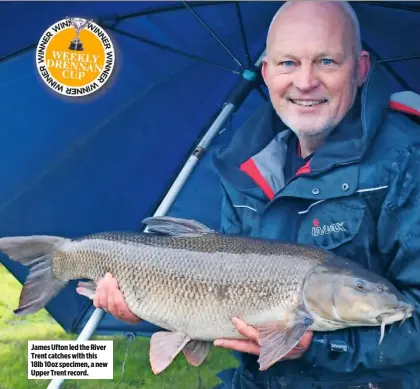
top-left (54, 234), bottom-right (319, 339)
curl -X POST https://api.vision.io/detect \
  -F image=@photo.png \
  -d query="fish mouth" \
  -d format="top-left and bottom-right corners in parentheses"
top-left (376, 304), bottom-right (414, 344)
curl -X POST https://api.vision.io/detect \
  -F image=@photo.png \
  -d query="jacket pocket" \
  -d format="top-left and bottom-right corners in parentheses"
top-left (297, 197), bottom-right (367, 251)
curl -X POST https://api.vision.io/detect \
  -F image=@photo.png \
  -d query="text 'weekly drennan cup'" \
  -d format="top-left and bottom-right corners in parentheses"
top-left (36, 16), bottom-right (115, 97)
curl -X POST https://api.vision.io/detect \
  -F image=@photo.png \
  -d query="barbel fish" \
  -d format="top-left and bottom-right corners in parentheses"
top-left (0, 216), bottom-right (413, 374)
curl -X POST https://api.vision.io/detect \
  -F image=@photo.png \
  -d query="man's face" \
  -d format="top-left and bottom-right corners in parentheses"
top-left (262, 4), bottom-right (369, 138)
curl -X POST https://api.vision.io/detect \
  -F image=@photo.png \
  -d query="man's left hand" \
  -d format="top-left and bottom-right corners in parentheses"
top-left (214, 317), bottom-right (313, 360)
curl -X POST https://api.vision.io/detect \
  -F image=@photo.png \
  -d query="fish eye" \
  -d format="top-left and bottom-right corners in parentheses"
top-left (356, 281), bottom-right (366, 292)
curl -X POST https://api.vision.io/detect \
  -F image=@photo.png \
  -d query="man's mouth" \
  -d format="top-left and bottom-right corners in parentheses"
top-left (289, 99), bottom-right (327, 107)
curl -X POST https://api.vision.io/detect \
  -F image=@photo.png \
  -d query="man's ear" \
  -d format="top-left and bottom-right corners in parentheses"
top-left (261, 56), bottom-right (269, 87)
top-left (357, 51), bottom-right (371, 87)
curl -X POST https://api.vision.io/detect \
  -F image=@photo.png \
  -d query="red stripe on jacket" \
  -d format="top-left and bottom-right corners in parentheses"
top-left (240, 158), bottom-right (275, 200)
top-left (240, 154), bottom-right (312, 200)
top-left (389, 101), bottom-right (420, 117)
top-left (296, 159), bottom-right (312, 175)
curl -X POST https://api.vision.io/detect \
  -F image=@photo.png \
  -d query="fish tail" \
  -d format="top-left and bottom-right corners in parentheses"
top-left (0, 235), bottom-right (70, 316)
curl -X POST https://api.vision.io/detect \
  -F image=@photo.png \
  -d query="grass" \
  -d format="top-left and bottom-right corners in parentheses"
top-left (0, 264), bottom-right (238, 389)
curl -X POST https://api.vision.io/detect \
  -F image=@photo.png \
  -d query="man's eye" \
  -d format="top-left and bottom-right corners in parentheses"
top-left (320, 58), bottom-right (334, 65)
top-left (280, 61), bottom-right (295, 67)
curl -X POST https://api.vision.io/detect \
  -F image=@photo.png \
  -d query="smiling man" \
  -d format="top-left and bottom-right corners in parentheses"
top-left (261, 1), bottom-right (370, 158)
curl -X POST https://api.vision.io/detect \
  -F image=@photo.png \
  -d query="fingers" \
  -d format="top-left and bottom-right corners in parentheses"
top-left (92, 272), bottom-right (142, 324)
top-left (94, 273), bottom-right (112, 312)
top-left (112, 284), bottom-right (142, 324)
top-left (106, 278), bottom-right (119, 317)
top-left (214, 338), bottom-right (260, 355)
top-left (214, 318), bottom-right (314, 362)
top-left (231, 317), bottom-right (260, 344)
top-left (214, 317), bottom-right (260, 355)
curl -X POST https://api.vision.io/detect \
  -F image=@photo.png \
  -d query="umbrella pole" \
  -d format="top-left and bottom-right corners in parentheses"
top-left (46, 51), bottom-right (265, 389)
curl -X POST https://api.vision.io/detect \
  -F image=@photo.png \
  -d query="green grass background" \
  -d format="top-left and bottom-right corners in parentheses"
top-left (0, 264), bottom-right (238, 389)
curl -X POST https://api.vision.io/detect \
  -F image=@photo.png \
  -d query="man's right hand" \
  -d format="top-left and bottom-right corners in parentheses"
top-left (83, 272), bottom-right (142, 324)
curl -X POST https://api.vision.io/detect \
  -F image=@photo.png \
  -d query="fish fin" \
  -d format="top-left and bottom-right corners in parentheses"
top-left (0, 235), bottom-right (66, 264)
top-left (142, 216), bottom-right (214, 236)
top-left (0, 236), bottom-right (70, 316)
top-left (76, 281), bottom-right (97, 300)
top-left (150, 331), bottom-right (191, 374)
top-left (182, 340), bottom-right (210, 366)
top-left (256, 315), bottom-right (313, 371)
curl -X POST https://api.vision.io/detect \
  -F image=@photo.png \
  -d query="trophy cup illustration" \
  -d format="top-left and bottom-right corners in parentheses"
top-left (67, 17), bottom-right (91, 51)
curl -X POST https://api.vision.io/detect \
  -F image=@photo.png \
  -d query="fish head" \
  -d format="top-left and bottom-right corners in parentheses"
top-left (303, 256), bottom-right (414, 331)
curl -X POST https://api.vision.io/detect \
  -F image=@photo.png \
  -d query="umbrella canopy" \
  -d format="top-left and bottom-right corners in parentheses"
top-left (0, 1), bottom-right (419, 337)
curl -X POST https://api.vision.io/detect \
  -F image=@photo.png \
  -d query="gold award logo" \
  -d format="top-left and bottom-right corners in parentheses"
top-left (36, 17), bottom-right (115, 97)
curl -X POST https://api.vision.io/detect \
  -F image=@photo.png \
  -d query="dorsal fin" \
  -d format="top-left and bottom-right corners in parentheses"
top-left (142, 216), bottom-right (215, 236)
top-left (389, 91), bottom-right (420, 117)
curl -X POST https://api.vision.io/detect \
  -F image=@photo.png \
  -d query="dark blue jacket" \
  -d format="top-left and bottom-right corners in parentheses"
top-left (212, 59), bottom-right (420, 388)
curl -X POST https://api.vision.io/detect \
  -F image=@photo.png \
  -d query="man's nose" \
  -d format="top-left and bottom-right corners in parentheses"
top-left (293, 64), bottom-right (320, 91)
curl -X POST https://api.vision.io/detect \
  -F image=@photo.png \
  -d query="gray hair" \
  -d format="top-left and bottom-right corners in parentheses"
top-left (266, 1), bottom-right (362, 57)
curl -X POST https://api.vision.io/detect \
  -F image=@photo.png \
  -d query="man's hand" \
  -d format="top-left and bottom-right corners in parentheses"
top-left (213, 317), bottom-right (313, 360)
top-left (78, 272), bottom-right (142, 324)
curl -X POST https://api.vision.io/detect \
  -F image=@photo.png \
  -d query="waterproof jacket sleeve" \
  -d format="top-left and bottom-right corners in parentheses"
top-left (301, 146), bottom-right (420, 372)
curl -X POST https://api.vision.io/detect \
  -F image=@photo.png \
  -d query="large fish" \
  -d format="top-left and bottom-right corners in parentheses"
top-left (0, 216), bottom-right (413, 374)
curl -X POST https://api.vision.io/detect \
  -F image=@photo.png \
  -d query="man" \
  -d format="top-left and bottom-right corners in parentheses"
top-left (82, 1), bottom-right (420, 388)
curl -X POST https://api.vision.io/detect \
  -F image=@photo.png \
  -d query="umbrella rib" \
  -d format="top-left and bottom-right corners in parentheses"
top-left (107, 26), bottom-right (240, 74)
top-left (182, 1), bottom-right (243, 68)
top-left (97, 1), bottom-right (234, 25)
top-left (379, 55), bottom-right (420, 64)
top-left (358, 2), bottom-right (420, 13)
top-left (0, 3), bottom-right (234, 62)
top-left (362, 40), bottom-right (411, 91)
top-left (235, 2), bottom-right (252, 67)
top-left (0, 43), bottom-right (37, 63)
top-left (257, 86), bottom-right (269, 102)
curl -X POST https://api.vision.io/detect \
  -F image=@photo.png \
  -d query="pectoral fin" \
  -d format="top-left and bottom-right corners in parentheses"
top-left (256, 315), bottom-right (313, 371)
top-left (149, 331), bottom-right (191, 374)
top-left (182, 340), bottom-right (210, 366)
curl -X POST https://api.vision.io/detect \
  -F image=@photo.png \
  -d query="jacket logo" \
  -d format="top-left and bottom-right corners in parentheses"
top-left (312, 219), bottom-right (346, 236)
top-left (330, 342), bottom-right (348, 353)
